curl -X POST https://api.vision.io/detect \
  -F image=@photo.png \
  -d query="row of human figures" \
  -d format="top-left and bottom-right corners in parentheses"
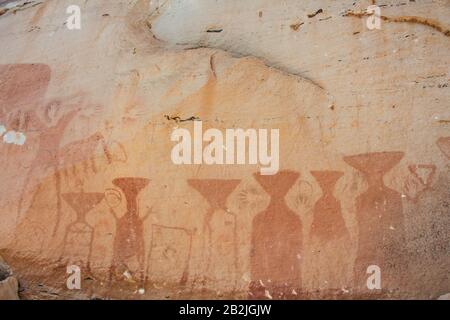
top-left (2, 63), bottom-right (448, 296)
top-left (56, 150), bottom-right (444, 296)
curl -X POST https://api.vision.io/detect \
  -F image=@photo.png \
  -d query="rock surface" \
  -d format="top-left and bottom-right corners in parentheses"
top-left (437, 293), bottom-right (450, 300)
top-left (0, 277), bottom-right (20, 300)
top-left (0, 0), bottom-right (448, 299)
top-left (0, 256), bottom-right (19, 300)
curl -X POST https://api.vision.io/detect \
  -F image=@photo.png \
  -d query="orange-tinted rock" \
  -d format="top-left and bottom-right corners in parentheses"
top-left (0, 0), bottom-right (448, 300)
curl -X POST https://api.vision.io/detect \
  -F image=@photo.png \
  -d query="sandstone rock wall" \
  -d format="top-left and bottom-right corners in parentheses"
top-left (0, 0), bottom-right (448, 299)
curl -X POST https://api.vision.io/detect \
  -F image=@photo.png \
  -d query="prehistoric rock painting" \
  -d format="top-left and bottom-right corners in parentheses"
top-left (106, 177), bottom-right (151, 285)
top-left (404, 164), bottom-right (437, 203)
top-left (343, 152), bottom-right (406, 291)
top-left (306, 170), bottom-right (351, 290)
top-left (188, 179), bottom-right (240, 288)
top-left (0, 64), bottom-right (56, 227)
top-left (1, 64), bottom-right (111, 238)
top-left (0, 64), bottom-right (50, 151)
top-left (250, 171), bottom-right (302, 299)
top-left (101, 140), bottom-right (128, 165)
top-left (294, 179), bottom-right (314, 211)
top-left (238, 186), bottom-right (263, 210)
top-left (17, 97), bottom-right (82, 230)
top-left (12, 133), bottom-right (123, 259)
top-left (146, 224), bottom-right (194, 286)
top-left (60, 192), bottom-right (104, 271)
top-left (0, 64), bottom-right (51, 126)
top-left (0, 64), bottom-right (49, 147)
top-left (309, 170), bottom-right (348, 243)
top-left (59, 133), bottom-right (104, 175)
top-left (59, 136), bottom-right (128, 185)
top-left (436, 137), bottom-right (450, 159)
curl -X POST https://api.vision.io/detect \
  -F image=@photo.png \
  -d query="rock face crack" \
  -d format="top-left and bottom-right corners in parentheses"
top-left (164, 115), bottom-right (201, 123)
top-left (0, 1), bottom-right (43, 18)
top-left (290, 22), bottom-right (304, 31)
top-left (206, 28), bottom-right (223, 33)
top-left (172, 42), bottom-right (327, 91)
top-left (343, 10), bottom-right (450, 37)
top-left (307, 9), bottom-right (323, 18)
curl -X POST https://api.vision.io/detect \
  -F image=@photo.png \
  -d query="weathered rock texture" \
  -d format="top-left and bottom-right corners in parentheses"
top-left (0, 256), bottom-right (19, 300)
top-left (0, 0), bottom-right (448, 299)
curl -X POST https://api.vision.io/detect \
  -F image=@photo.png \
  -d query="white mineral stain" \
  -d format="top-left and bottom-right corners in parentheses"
top-left (3, 131), bottom-right (26, 146)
